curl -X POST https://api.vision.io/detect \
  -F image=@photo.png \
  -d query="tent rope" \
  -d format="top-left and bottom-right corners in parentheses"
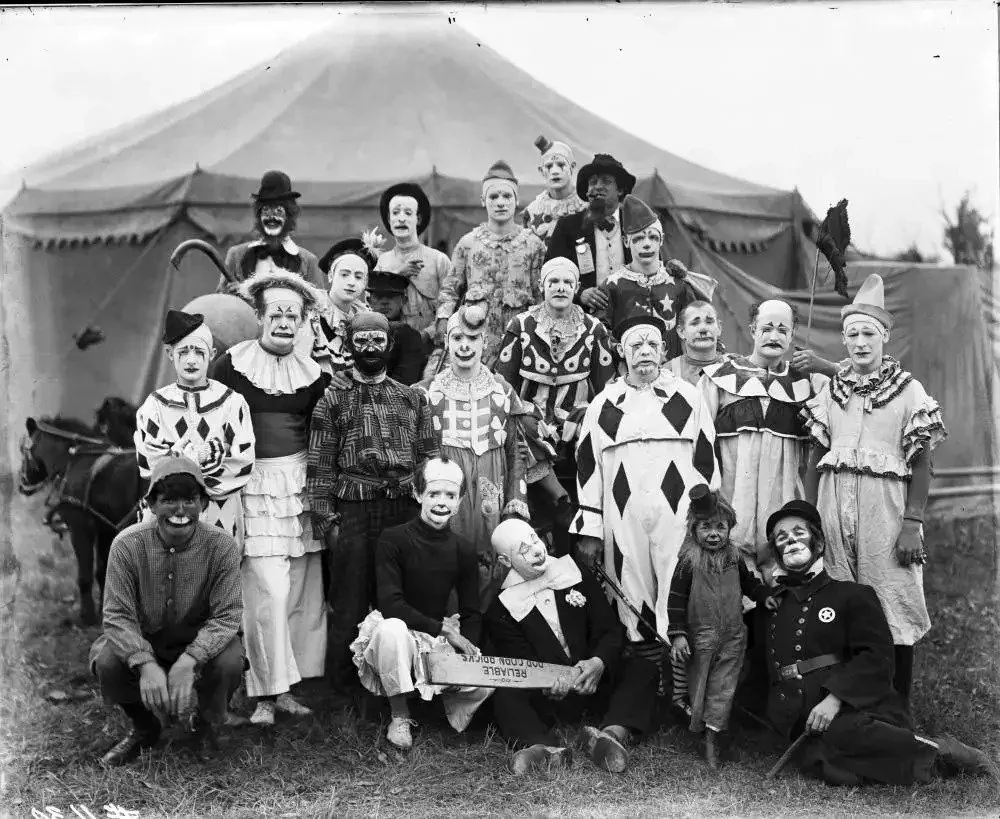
top-left (64, 225), bottom-right (169, 357)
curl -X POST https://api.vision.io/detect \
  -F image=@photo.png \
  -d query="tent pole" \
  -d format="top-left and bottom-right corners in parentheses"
top-left (805, 246), bottom-right (822, 348)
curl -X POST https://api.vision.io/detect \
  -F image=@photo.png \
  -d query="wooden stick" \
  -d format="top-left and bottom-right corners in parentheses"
top-left (765, 732), bottom-right (810, 780)
top-left (805, 246), bottom-right (822, 348)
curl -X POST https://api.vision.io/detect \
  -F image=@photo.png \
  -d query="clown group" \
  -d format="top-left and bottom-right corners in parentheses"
top-left (88, 160), bottom-right (996, 789)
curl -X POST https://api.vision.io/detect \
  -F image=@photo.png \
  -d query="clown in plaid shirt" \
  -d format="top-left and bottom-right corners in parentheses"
top-left (307, 311), bottom-right (439, 690)
top-left (135, 310), bottom-right (255, 542)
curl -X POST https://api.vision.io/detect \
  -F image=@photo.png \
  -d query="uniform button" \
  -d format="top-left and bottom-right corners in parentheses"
top-left (168, 573), bottom-right (174, 580)
top-left (170, 548), bottom-right (176, 554)
top-left (798, 618), bottom-right (805, 624)
top-left (795, 630), bottom-right (802, 636)
top-left (778, 693), bottom-right (786, 701)
top-left (461, 419), bottom-right (470, 427)
top-left (461, 403), bottom-right (470, 410)
top-left (167, 598), bottom-right (174, 605)
top-left (794, 644), bottom-right (801, 651)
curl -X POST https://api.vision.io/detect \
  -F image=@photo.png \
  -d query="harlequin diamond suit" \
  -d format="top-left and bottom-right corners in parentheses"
top-left (571, 373), bottom-right (720, 643)
top-left (135, 381), bottom-right (256, 542)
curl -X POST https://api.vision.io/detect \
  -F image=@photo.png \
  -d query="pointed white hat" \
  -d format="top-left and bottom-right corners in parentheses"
top-left (841, 274), bottom-right (893, 330)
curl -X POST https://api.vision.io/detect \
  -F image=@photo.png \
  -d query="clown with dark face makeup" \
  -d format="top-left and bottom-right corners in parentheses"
top-left (802, 275), bottom-right (946, 702)
top-left (135, 310), bottom-right (255, 543)
top-left (759, 499), bottom-right (994, 786)
top-left (209, 270), bottom-right (331, 726)
top-left (217, 171), bottom-right (326, 294)
top-left (666, 486), bottom-right (775, 769)
top-left (419, 305), bottom-right (530, 612)
top-left (306, 311), bottom-right (440, 691)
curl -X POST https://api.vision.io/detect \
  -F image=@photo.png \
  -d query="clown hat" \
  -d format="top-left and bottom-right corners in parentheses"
top-left (840, 273), bottom-right (893, 330)
top-left (620, 195), bottom-right (659, 236)
top-left (483, 160), bottom-right (519, 186)
top-left (162, 310), bottom-right (206, 345)
top-left (534, 135), bottom-right (574, 164)
top-left (613, 312), bottom-right (667, 343)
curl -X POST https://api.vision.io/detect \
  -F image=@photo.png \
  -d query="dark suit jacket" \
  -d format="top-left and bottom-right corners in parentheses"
top-left (216, 241), bottom-right (326, 293)
top-left (387, 322), bottom-right (427, 386)
top-left (485, 559), bottom-right (623, 676)
top-left (545, 211), bottom-right (631, 301)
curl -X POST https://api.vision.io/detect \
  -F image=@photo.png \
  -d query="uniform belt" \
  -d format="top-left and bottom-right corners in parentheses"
top-left (778, 653), bottom-right (841, 681)
top-left (341, 470), bottom-right (414, 493)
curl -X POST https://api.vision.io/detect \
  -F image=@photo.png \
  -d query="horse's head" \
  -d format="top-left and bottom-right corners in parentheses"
top-left (18, 416), bottom-right (102, 495)
top-left (95, 397), bottom-right (138, 448)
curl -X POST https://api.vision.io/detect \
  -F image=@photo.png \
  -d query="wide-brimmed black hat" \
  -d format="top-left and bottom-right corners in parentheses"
top-left (613, 312), bottom-right (667, 343)
top-left (319, 238), bottom-right (378, 276)
top-left (367, 270), bottom-right (409, 296)
top-left (380, 183), bottom-right (432, 235)
top-left (576, 153), bottom-right (637, 200)
top-left (252, 170), bottom-right (301, 203)
top-left (765, 499), bottom-right (823, 541)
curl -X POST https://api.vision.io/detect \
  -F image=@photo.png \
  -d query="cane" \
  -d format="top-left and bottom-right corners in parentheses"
top-left (765, 732), bottom-right (810, 780)
top-left (589, 563), bottom-right (669, 650)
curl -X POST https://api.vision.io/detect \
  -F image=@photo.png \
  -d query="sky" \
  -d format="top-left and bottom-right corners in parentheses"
top-left (0, 1), bottom-right (995, 260)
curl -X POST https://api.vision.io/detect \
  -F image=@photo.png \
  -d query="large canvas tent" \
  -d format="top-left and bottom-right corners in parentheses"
top-left (2, 12), bottom-right (996, 482)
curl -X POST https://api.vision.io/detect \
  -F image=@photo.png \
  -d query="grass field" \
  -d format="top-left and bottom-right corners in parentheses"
top-left (2, 488), bottom-right (999, 818)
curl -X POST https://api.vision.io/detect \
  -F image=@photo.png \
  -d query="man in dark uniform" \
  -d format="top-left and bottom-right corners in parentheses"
top-left (763, 499), bottom-right (995, 786)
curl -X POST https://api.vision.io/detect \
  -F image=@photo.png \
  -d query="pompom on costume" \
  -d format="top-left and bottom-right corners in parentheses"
top-left (135, 310), bottom-right (256, 543)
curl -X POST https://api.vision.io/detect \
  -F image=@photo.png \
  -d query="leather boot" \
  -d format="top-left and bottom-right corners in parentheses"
top-left (511, 744), bottom-right (573, 775)
top-left (932, 736), bottom-right (998, 778)
top-left (579, 726), bottom-right (629, 773)
top-left (704, 729), bottom-right (721, 771)
top-left (100, 724), bottom-right (161, 767)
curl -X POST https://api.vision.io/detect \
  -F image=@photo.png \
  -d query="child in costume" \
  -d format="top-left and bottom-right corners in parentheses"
top-left (349, 457), bottom-right (491, 751)
top-left (521, 136), bottom-right (587, 244)
top-left (667, 485), bottom-right (775, 769)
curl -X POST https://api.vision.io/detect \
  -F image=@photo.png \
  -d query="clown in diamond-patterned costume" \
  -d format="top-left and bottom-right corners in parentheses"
top-left (572, 316), bottom-right (719, 644)
top-left (136, 310), bottom-right (255, 541)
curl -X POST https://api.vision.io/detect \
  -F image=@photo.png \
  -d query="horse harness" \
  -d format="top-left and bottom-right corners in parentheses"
top-left (29, 421), bottom-right (141, 533)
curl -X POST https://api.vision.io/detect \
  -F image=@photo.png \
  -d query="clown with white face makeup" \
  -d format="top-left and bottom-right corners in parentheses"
top-left (307, 311), bottom-right (440, 693)
top-left (374, 182), bottom-right (452, 345)
top-left (349, 457), bottom-right (491, 751)
top-left (572, 315), bottom-right (720, 656)
top-left (599, 195), bottom-right (707, 363)
top-left (135, 310), bottom-right (256, 542)
top-left (216, 170), bottom-right (326, 295)
top-left (803, 275), bottom-right (947, 702)
top-left (521, 136), bottom-right (587, 243)
top-left (209, 271), bottom-right (330, 726)
top-left (698, 298), bottom-right (823, 571)
top-left (435, 160), bottom-right (546, 368)
top-left (420, 305), bottom-right (530, 612)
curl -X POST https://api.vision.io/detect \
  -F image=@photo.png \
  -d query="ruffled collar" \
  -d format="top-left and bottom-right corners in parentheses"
top-left (431, 365), bottom-right (501, 401)
top-left (499, 555), bottom-right (582, 621)
top-left (701, 355), bottom-right (813, 404)
top-left (831, 356), bottom-right (911, 410)
top-left (529, 303), bottom-right (586, 362)
top-left (472, 223), bottom-right (532, 251)
top-left (528, 190), bottom-right (587, 216)
top-left (229, 339), bottom-right (321, 396)
top-left (610, 263), bottom-right (672, 288)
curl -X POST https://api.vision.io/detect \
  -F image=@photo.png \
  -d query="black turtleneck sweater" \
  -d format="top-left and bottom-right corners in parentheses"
top-left (375, 516), bottom-right (481, 644)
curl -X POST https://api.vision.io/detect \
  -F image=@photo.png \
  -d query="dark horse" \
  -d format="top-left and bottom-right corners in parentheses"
top-left (18, 398), bottom-right (144, 625)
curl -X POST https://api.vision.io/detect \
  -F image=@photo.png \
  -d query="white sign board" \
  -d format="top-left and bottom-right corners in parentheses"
top-left (424, 652), bottom-right (577, 689)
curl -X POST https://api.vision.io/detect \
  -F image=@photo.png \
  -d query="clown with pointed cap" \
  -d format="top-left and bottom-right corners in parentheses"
top-left (135, 309), bottom-right (256, 541)
top-left (599, 194), bottom-right (711, 363)
top-left (420, 304), bottom-right (531, 611)
top-left (760, 497), bottom-right (994, 786)
top-left (217, 170), bottom-right (326, 294)
top-left (435, 159), bottom-right (546, 368)
top-left (802, 274), bottom-right (947, 702)
top-left (485, 518), bottom-right (658, 776)
top-left (697, 297), bottom-right (824, 576)
top-left (307, 310), bottom-right (440, 692)
top-left (374, 182), bottom-right (453, 347)
top-left (572, 314), bottom-right (720, 662)
top-left (521, 135), bottom-right (587, 243)
top-left (209, 269), bottom-right (331, 726)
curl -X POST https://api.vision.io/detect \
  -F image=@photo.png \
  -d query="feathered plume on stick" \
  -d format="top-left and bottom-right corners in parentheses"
top-left (361, 227), bottom-right (386, 259)
top-left (815, 199), bottom-right (851, 298)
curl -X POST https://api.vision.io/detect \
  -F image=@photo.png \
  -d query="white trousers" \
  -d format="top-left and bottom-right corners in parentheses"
top-left (241, 552), bottom-right (327, 698)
